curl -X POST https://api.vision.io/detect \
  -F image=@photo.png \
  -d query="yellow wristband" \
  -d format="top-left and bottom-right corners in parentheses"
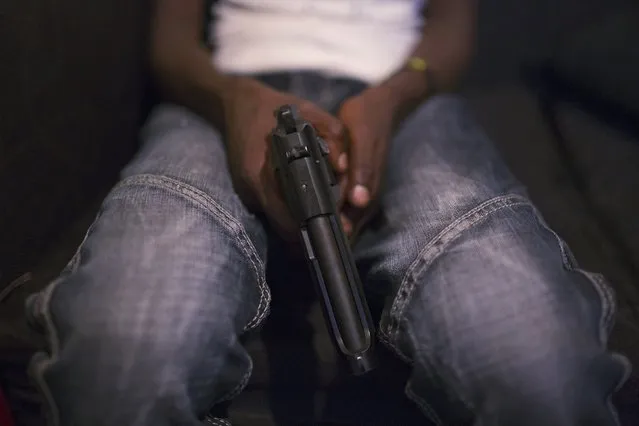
top-left (406, 56), bottom-right (429, 72)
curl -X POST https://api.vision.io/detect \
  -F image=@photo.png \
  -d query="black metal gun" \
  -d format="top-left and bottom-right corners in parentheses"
top-left (270, 105), bottom-right (377, 375)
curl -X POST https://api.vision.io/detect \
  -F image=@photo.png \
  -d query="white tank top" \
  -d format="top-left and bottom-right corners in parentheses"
top-left (211, 0), bottom-right (426, 84)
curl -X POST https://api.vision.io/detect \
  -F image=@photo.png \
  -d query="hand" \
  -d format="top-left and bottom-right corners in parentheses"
top-left (337, 85), bottom-right (400, 237)
top-left (222, 77), bottom-right (347, 240)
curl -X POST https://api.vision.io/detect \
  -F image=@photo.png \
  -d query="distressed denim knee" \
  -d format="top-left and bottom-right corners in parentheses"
top-left (354, 94), bottom-right (630, 426)
top-left (396, 202), bottom-right (630, 426)
top-left (25, 104), bottom-right (270, 426)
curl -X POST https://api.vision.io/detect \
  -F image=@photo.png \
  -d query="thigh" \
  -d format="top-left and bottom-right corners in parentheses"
top-left (354, 95), bottom-right (627, 423)
top-left (354, 94), bottom-right (527, 308)
top-left (353, 94), bottom-right (614, 356)
top-left (54, 102), bottom-right (271, 332)
top-left (26, 104), bottom-right (270, 424)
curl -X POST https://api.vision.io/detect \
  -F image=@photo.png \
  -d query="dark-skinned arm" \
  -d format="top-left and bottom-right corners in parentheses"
top-left (337, 0), bottom-right (478, 226)
top-left (150, 0), bottom-right (235, 129)
top-left (381, 0), bottom-right (478, 116)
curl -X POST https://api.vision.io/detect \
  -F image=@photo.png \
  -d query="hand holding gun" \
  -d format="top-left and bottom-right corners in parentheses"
top-left (270, 105), bottom-right (377, 375)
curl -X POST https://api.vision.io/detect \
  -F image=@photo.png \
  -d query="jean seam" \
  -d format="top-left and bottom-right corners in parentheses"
top-left (379, 194), bottom-right (629, 425)
top-left (405, 382), bottom-right (445, 426)
top-left (535, 213), bottom-right (616, 342)
top-left (27, 206), bottom-right (106, 426)
top-left (380, 194), bottom-right (530, 351)
top-left (531, 207), bottom-right (632, 426)
top-left (375, 195), bottom-right (529, 423)
top-left (204, 417), bottom-right (232, 426)
top-left (114, 174), bottom-right (271, 331)
top-left (212, 355), bottom-right (253, 409)
top-left (403, 320), bottom-right (447, 426)
top-left (117, 174), bottom-right (265, 411)
top-left (28, 174), bottom-right (269, 426)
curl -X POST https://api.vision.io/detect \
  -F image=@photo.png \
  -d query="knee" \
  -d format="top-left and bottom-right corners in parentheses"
top-left (403, 207), bottom-right (607, 372)
top-left (403, 237), bottom-right (629, 425)
top-left (406, 293), bottom-right (629, 425)
top-left (48, 274), bottom-right (245, 369)
top-left (29, 241), bottom-right (259, 374)
top-left (28, 278), bottom-right (252, 411)
top-left (27, 276), bottom-right (252, 425)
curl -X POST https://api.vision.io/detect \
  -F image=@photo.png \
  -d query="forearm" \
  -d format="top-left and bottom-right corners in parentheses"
top-left (150, 0), bottom-right (235, 129)
top-left (381, 0), bottom-right (477, 115)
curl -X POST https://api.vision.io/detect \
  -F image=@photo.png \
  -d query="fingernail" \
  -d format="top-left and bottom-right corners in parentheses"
top-left (341, 214), bottom-right (352, 235)
top-left (338, 153), bottom-right (348, 171)
top-left (350, 185), bottom-right (370, 207)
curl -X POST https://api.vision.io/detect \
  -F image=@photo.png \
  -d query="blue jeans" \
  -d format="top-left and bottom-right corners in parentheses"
top-left (26, 73), bottom-right (630, 426)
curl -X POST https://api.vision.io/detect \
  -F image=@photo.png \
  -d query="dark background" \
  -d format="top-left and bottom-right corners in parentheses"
top-left (470, 0), bottom-right (626, 86)
top-left (1, 0), bottom-right (638, 424)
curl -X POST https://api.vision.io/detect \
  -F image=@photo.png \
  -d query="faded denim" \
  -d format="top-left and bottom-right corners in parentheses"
top-left (26, 73), bottom-right (631, 426)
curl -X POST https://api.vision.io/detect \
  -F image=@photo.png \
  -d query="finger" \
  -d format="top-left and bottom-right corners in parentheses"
top-left (345, 125), bottom-right (379, 209)
top-left (336, 173), bottom-right (349, 210)
top-left (341, 202), bottom-right (366, 243)
top-left (341, 198), bottom-right (379, 242)
top-left (326, 142), bottom-right (348, 174)
top-left (340, 213), bottom-right (353, 236)
top-left (299, 102), bottom-right (348, 173)
top-left (299, 101), bottom-right (344, 140)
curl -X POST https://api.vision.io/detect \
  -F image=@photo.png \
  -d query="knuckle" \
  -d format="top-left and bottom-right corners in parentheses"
top-left (298, 100), bottom-right (316, 114)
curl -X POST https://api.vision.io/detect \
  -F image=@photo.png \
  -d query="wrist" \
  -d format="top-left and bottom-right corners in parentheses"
top-left (218, 75), bottom-right (270, 106)
top-left (208, 75), bottom-right (262, 127)
top-left (214, 74), bottom-right (246, 103)
top-left (379, 67), bottom-right (431, 119)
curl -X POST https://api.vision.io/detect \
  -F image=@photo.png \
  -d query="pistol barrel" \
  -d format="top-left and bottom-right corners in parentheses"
top-left (271, 105), bottom-right (377, 375)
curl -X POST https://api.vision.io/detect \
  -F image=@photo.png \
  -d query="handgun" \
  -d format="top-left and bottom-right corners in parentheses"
top-left (270, 104), bottom-right (377, 375)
